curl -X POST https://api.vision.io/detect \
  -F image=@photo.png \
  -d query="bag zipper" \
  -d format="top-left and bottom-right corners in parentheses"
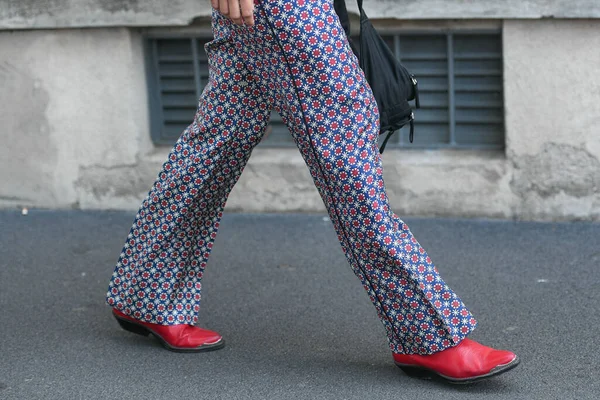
top-left (410, 74), bottom-right (420, 109)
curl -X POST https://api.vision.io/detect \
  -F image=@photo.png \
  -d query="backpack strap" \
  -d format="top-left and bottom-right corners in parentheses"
top-left (334, 0), bottom-right (359, 56)
top-left (379, 118), bottom-right (414, 154)
top-left (357, 0), bottom-right (369, 21)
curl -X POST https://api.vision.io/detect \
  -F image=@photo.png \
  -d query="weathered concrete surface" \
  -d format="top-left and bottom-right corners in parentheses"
top-left (230, 19), bottom-right (600, 221)
top-left (1, 20), bottom-right (600, 221)
top-left (0, 28), bottom-right (154, 209)
top-left (504, 20), bottom-right (600, 221)
top-left (0, 0), bottom-right (208, 30)
top-left (1, 0), bottom-right (600, 30)
top-left (0, 58), bottom-right (56, 205)
top-left (346, 0), bottom-right (600, 20)
top-left (225, 148), bottom-right (516, 220)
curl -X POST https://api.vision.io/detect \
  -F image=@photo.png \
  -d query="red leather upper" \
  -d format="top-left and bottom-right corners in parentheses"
top-left (393, 338), bottom-right (516, 379)
top-left (113, 309), bottom-right (222, 347)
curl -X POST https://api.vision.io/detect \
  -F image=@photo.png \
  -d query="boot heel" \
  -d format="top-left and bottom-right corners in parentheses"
top-left (116, 317), bottom-right (150, 337)
top-left (396, 365), bottom-right (432, 379)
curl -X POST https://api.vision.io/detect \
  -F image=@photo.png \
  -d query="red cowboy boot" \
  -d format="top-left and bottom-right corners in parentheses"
top-left (112, 309), bottom-right (224, 352)
top-left (393, 338), bottom-right (519, 384)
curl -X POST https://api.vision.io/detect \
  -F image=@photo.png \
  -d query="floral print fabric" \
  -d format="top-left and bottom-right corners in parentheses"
top-left (107, 0), bottom-right (477, 355)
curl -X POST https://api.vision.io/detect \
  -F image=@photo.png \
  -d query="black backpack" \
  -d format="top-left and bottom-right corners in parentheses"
top-left (334, 0), bottom-right (421, 153)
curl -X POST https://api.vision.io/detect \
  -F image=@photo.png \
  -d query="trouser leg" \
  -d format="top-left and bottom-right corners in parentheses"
top-left (106, 26), bottom-right (272, 325)
top-left (232, 0), bottom-right (477, 355)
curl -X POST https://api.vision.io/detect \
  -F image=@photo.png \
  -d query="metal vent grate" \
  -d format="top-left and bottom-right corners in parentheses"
top-left (147, 32), bottom-right (504, 149)
top-left (147, 37), bottom-right (290, 145)
top-left (360, 31), bottom-right (505, 149)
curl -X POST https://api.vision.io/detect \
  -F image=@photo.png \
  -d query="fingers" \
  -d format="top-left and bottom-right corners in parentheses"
top-left (213, 0), bottom-right (254, 27)
top-left (228, 0), bottom-right (242, 25)
top-left (219, 0), bottom-right (229, 15)
top-left (239, 0), bottom-right (255, 26)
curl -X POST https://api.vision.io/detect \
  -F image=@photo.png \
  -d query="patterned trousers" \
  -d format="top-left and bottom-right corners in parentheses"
top-left (106, 0), bottom-right (477, 355)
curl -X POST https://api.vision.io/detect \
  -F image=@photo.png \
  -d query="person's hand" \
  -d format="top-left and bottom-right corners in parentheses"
top-left (211, 0), bottom-right (255, 26)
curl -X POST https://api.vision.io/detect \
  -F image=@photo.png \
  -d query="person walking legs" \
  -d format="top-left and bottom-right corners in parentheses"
top-left (106, 0), bottom-right (519, 383)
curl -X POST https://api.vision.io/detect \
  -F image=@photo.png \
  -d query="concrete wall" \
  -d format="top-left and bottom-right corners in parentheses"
top-left (0, 19), bottom-right (599, 221)
top-left (229, 19), bottom-right (600, 222)
top-left (503, 20), bottom-right (600, 220)
top-left (0, 28), bottom-right (155, 208)
top-left (0, 0), bottom-right (208, 29)
top-left (1, 0), bottom-right (600, 29)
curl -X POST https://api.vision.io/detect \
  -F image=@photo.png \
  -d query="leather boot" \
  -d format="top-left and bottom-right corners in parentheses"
top-left (112, 309), bottom-right (224, 352)
top-left (393, 338), bottom-right (519, 384)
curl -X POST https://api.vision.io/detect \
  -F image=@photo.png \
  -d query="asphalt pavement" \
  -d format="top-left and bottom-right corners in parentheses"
top-left (0, 210), bottom-right (599, 400)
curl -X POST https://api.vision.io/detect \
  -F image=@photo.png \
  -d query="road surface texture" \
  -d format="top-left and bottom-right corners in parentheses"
top-left (1, 210), bottom-right (598, 399)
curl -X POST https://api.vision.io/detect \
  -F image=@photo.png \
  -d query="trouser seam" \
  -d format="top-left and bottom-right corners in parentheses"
top-left (260, 5), bottom-right (404, 348)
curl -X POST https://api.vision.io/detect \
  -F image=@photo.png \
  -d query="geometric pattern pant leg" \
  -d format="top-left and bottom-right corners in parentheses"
top-left (106, 0), bottom-right (477, 355)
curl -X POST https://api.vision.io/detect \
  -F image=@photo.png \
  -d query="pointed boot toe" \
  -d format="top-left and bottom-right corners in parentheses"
top-left (112, 308), bottom-right (225, 353)
top-left (393, 338), bottom-right (519, 384)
